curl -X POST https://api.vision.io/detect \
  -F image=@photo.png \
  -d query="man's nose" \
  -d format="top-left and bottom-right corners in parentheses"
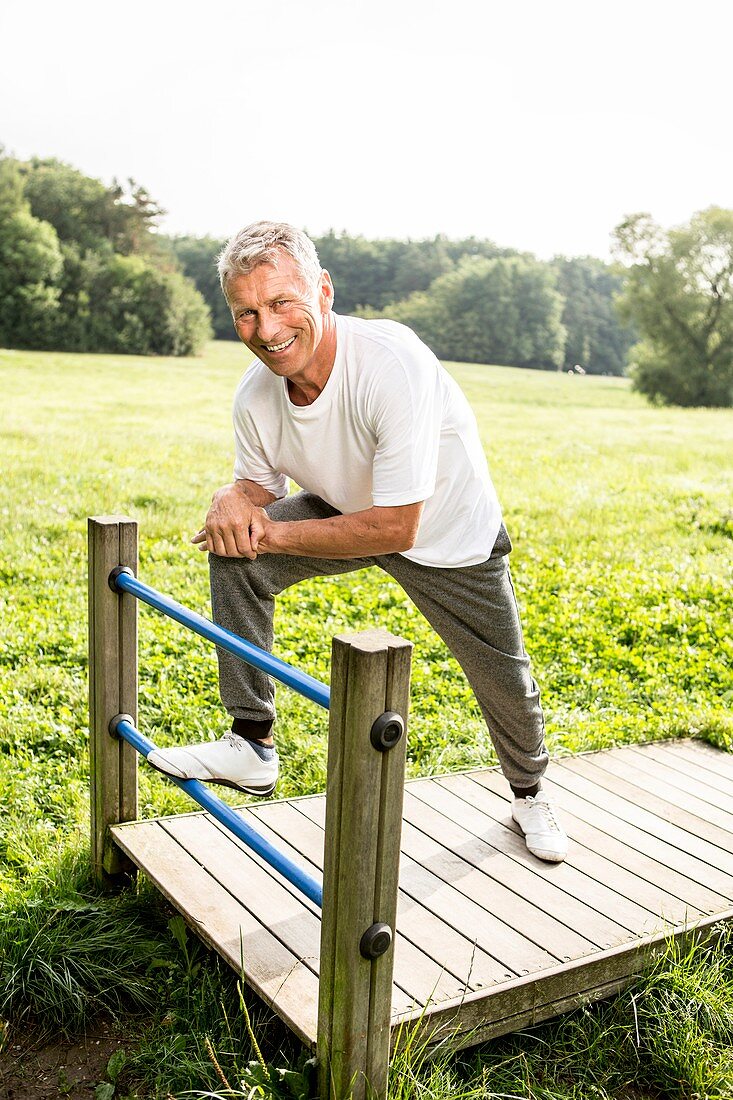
top-left (256, 309), bottom-right (280, 342)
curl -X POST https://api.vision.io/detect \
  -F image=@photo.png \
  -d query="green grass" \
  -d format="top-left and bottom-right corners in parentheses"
top-left (2, 341), bottom-right (733, 1097)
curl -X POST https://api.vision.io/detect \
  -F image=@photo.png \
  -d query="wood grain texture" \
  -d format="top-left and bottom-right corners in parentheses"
top-left (317, 630), bottom-right (411, 1100)
top-left (88, 516), bottom-right (138, 882)
top-left (111, 818), bottom-right (320, 1044)
top-left (109, 739), bottom-right (733, 1061)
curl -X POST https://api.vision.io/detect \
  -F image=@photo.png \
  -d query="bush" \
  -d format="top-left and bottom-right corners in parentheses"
top-left (61, 251), bottom-right (213, 356)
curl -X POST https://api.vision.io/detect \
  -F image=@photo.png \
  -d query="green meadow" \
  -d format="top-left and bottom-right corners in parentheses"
top-left (2, 341), bottom-right (733, 1097)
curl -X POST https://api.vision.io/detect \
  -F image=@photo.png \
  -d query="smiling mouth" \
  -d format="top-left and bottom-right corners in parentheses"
top-left (264, 336), bottom-right (296, 353)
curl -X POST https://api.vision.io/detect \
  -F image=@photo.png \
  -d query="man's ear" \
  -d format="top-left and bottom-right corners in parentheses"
top-left (320, 269), bottom-right (335, 310)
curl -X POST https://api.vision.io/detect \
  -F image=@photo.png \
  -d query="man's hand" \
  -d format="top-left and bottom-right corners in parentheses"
top-left (191, 481), bottom-right (276, 558)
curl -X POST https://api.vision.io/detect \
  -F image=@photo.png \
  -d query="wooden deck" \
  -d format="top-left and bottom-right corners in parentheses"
top-left (110, 738), bottom-right (733, 1050)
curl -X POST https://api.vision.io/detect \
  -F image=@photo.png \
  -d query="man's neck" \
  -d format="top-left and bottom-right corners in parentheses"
top-left (287, 314), bottom-right (338, 406)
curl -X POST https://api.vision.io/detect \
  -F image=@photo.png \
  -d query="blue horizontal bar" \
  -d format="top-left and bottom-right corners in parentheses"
top-left (113, 571), bottom-right (330, 710)
top-left (114, 717), bottom-right (323, 908)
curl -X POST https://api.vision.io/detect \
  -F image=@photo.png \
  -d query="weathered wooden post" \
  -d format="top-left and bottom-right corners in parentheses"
top-left (317, 629), bottom-right (412, 1100)
top-left (88, 515), bottom-right (138, 884)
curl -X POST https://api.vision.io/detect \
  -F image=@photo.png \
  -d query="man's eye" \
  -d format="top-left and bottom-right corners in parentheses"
top-left (275, 300), bottom-right (290, 307)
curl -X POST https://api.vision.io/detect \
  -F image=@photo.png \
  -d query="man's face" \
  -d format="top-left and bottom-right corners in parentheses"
top-left (225, 254), bottom-right (335, 384)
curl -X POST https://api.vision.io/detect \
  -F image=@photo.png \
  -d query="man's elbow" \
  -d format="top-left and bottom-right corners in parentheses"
top-left (390, 519), bottom-right (421, 553)
top-left (372, 503), bottom-right (423, 554)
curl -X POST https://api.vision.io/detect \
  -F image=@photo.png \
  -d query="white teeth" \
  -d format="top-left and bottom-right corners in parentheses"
top-left (265, 336), bottom-right (296, 352)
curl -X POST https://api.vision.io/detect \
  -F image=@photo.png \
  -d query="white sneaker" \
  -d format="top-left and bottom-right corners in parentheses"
top-left (147, 732), bottom-right (279, 797)
top-left (511, 791), bottom-right (568, 862)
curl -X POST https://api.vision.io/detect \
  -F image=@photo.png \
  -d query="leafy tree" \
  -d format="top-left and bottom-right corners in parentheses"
top-left (21, 158), bottom-right (165, 256)
top-left (169, 235), bottom-right (233, 339)
top-left (312, 232), bottom-right (402, 311)
top-left (65, 252), bottom-right (212, 356)
top-left (382, 254), bottom-right (566, 370)
top-left (0, 152), bottom-right (211, 356)
top-left (552, 256), bottom-right (635, 375)
top-left (0, 156), bottom-right (63, 348)
top-left (613, 208), bottom-right (733, 406)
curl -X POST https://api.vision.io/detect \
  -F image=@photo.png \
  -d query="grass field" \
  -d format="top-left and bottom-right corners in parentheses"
top-left (2, 340), bottom-right (733, 1098)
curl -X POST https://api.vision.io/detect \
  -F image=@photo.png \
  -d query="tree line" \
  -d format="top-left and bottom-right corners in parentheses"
top-left (0, 151), bottom-right (634, 374)
top-left (3, 152), bottom-right (732, 405)
top-left (171, 230), bottom-right (635, 376)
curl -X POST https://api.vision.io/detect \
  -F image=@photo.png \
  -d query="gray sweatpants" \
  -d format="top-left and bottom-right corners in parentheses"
top-left (209, 492), bottom-right (548, 789)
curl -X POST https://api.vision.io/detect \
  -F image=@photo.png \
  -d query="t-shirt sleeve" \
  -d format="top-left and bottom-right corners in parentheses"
top-left (232, 404), bottom-right (288, 499)
top-left (369, 347), bottom-right (441, 508)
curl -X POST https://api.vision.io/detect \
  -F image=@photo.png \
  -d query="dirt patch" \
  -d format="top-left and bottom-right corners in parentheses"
top-left (0, 1020), bottom-right (129, 1100)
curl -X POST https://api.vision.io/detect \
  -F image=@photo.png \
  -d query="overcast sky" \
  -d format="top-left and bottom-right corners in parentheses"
top-left (2, 0), bottom-right (731, 260)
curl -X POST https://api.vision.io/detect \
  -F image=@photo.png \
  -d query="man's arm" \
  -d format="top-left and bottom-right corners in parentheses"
top-left (193, 486), bottom-right (424, 560)
top-left (253, 501), bottom-right (424, 559)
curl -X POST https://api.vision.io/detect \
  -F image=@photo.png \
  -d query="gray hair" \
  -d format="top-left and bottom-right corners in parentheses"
top-left (217, 221), bottom-right (322, 293)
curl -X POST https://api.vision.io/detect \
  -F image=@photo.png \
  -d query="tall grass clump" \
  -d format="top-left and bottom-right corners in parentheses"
top-left (631, 929), bottom-right (733, 1097)
top-left (0, 853), bottom-right (167, 1034)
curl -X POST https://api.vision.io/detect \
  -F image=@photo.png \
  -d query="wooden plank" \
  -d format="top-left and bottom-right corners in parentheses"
top-left (299, 794), bottom-right (559, 977)
top-left (587, 749), bottom-right (733, 833)
top-left (397, 845), bottom-right (559, 974)
top-left (391, 909), bottom-right (733, 1051)
top-left (468, 765), bottom-right (730, 902)
top-left (242, 792), bottom-right (464, 1012)
top-left (406, 781), bottom-right (656, 942)
top-left (392, 974), bottom-right (631, 1050)
top-left (253, 800), bottom-right (516, 994)
top-left (432, 774), bottom-right (709, 924)
top-left (540, 804), bottom-right (712, 921)
top-left (664, 739), bottom-right (733, 778)
top-left (409, 777), bottom-right (663, 934)
top-left (88, 516), bottom-right (138, 882)
top-left (449, 770), bottom-right (728, 913)
top-left (111, 819), bottom-right (319, 1045)
top-left (623, 744), bottom-right (733, 814)
top-left (160, 815), bottom-right (322, 969)
top-left (570, 755), bottom-right (733, 863)
top-left (399, 801), bottom-right (608, 954)
top-left (654, 741), bottom-right (733, 797)
top-left (207, 808), bottom-right (460, 1012)
top-left (534, 762), bottom-right (733, 899)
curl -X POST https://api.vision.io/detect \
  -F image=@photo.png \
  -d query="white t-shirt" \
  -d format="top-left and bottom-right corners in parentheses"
top-left (232, 314), bottom-right (502, 567)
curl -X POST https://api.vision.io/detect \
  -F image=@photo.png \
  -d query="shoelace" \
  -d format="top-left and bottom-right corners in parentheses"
top-left (527, 796), bottom-right (561, 832)
top-left (220, 731), bottom-right (245, 752)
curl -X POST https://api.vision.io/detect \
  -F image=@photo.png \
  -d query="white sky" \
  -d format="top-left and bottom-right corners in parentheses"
top-left (2, 0), bottom-right (732, 260)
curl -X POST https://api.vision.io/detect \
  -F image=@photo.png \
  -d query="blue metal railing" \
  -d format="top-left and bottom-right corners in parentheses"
top-left (109, 568), bottom-right (328, 907)
top-left (113, 716), bottom-right (323, 907)
top-left (112, 569), bottom-right (330, 710)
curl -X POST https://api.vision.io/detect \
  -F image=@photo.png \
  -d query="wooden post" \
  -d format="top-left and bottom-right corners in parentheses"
top-left (88, 516), bottom-right (138, 884)
top-left (317, 629), bottom-right (412, 1100)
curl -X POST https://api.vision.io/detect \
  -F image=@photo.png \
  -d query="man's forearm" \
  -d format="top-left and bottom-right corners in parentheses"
top-left (257, 504), bottom-right (423, 559)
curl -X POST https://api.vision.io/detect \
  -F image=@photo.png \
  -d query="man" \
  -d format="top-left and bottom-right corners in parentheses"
top-left (148, 221), bottom-right (568, 863)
